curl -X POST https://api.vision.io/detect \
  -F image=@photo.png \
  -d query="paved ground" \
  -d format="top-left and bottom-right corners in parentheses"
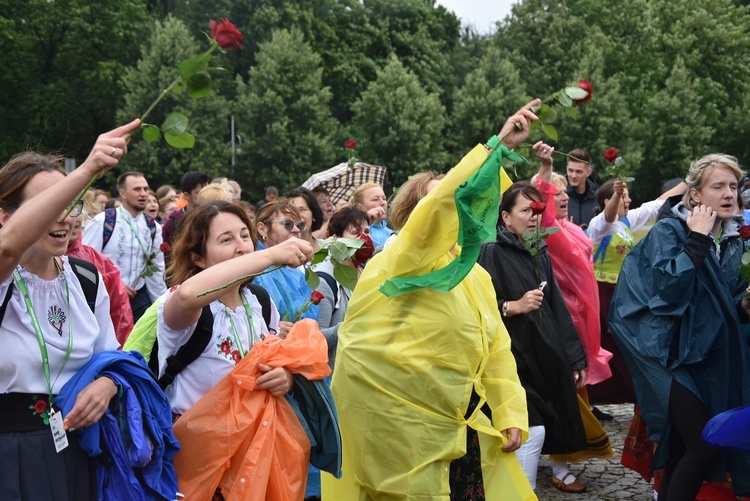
top-left (534, 404), bottom-right (656, 501)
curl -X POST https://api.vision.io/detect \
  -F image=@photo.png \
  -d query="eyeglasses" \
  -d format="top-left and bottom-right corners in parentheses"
top-left (63, 200), bottom-right (84, 218)
top-left (271, 218), bottom-right (305, 232)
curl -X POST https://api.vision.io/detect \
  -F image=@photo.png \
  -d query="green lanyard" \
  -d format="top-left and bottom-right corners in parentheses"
top-left (223, 291), bottom-right (256, 359)
top-left (118, 207), bottom-right (152, 258)
top-left (12, 262), bottom-right (73, 408)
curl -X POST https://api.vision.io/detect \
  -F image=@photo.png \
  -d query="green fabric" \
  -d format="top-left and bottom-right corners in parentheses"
top-left (122, 299), bottom-right (161, 362)
top-left (380, 141), bottom-right (523, 297)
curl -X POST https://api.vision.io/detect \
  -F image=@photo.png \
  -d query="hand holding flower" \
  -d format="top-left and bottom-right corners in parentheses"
top-left (533, 141), bottom-right (555, 168)
top-left (497, 98), bottom-right (540, 149)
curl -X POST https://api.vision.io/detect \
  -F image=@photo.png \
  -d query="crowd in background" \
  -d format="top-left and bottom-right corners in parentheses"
top-left (1, 101), bottom-right (750, 501)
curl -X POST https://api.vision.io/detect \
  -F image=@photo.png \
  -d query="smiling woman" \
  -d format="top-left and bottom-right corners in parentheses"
top-left (0, 119), bottom-right (143, 500)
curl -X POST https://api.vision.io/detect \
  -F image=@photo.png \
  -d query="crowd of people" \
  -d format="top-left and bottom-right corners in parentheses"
top-left (1, 98), bottom-right (750, 501)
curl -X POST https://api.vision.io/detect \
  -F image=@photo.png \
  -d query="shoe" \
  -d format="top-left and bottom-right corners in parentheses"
top-left (551, 473), bottom-right (587, 493)
top-left (591, 406), bottom-right (614, 422)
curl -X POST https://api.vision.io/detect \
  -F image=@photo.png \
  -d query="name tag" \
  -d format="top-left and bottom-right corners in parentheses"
top-left (49, 408), bottom-right (69, 453)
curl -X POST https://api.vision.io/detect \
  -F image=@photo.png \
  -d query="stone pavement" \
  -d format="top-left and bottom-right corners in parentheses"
top-left (533, 404), bottom-right (656, 501)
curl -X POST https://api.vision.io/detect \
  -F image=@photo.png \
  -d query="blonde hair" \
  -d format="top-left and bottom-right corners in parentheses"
top-left (196, 183), bottom-right (231, 204)
top-left (530, 172), bottom-right (567, 188)
top-left (683, 154), bottom-right (744, 210)
top-left (350, 183), bottom-right (382, 208)
top-left (388, 172), bottom-right (444, 231)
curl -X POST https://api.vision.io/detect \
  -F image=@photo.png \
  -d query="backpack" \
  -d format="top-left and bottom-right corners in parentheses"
top-left (315, 271), bottom-right (339, 309)
top-left (102, 208), bottom-right (157, 250)
top-left (0, 256), bottom-right (99, 327)
top-left (124, 283), bottom-right (273, 390)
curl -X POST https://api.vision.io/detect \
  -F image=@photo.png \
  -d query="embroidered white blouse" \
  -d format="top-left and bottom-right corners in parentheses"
top-left (83, 207), bottom-right (167, 300)
top-left (0, 256), bottom-right (119, 394)
top-left (157, 286), bottom-right (281, 415)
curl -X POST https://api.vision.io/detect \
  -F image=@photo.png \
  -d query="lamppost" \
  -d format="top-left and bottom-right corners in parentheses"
top-left (230, 115), bottom-right (242, 178)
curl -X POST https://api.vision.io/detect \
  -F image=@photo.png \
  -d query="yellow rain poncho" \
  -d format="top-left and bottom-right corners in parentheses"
top-left (322, 143), bottom-right (535, 500)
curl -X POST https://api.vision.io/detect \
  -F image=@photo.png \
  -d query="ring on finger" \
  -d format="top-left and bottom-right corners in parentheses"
top-left (110, 146), bottom-right (117, 157)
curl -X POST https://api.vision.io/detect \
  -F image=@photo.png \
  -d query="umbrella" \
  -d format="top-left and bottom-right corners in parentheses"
top-left (302, 162), bottom-right (387, 205)
top-left (702, 404), bottom-right (750, 452)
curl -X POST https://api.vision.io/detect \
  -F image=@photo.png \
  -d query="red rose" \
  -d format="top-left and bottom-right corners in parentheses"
top-left (574, 79), bottom-right (593, 105)
top-left (529, 201), bottom-right (546, 216)
top-left (220, 340), bottom-right (231, 355)
top-left (160, 242), bottom-right (171, 253)
top-left (604, 148), bottom-right (618, 164)
top-left (231, 350), bottom-right (241, 364)
top-left (352, 233), bottom-right (375, 268)
top-left (34, 399), bottom-right (47, 414)
top-left (310, 290), bottom-right (325, 305)
top-left (344, 139), bottom-right (357, 150)
top-left (209, 19), bottom-right (244, 50)
top-left (740, 225), bottom-right (750, 241)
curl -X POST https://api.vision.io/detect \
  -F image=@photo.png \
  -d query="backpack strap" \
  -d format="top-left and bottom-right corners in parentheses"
top-left (143, 214), bottom-right (157, 243)
top-left (102, 208), bottom-right (117, 250)
top-left (157, 304), bottom-right (214, 390)
top-left (0, 282), bottom-right (14, 328)
top-left (67, 256), bottom-right (99, 314)
top-left (247, 283), bottom-right (273, 332)
top-left (315, 271), bottom-right (339, 308)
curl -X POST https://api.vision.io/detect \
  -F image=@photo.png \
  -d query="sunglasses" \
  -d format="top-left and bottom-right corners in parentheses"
top-left (271, 218), bottom-right (305, 232)
top-left (63, 200), bottom-right (84, 218)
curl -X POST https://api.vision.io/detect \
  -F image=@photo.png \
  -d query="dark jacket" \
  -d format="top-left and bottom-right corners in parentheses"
top-left (609, 204), bottom-right (750, 495)
top-left (478, 226), bottom-right (587, 454)
top-left (567, 177), bottom-right (598, 227)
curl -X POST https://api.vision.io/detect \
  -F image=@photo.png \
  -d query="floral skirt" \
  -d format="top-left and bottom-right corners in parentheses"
top-left (449, 390), bottom-right (491, 500)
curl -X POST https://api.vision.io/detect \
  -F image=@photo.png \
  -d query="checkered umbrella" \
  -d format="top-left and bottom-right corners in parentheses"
top-left (302, 162), bottom-right (387, 205)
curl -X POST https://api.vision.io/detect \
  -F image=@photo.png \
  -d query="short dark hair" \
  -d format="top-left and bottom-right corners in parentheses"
top-left (283, 187), bottom-right (324, 232)
top-left (181, 171), bottom-right (210, 194)
top-left (265, 186), bottom-right (279, 196)
top-left (327, 207), bottom-right (369, 237)
top-left (597, 179), bottom-right (617, 211)
top-left (567, 149), bottom-right (591, 166)
top-left (499, 181), bottom-right (542, 226)
top-left (117, 171), bottom-right (146, 191)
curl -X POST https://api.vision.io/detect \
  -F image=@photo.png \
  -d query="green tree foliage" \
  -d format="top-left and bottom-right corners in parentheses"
top-left (351, 55), bottom-right (447, 187)
top-left (116, 16), bottom-right (232, 188)
top-left (234, 29), bottom-right (338, 201)
top-left (0, 0), bottom-right (150, 162)
top-left (449, 47), bottom-right (527, 154)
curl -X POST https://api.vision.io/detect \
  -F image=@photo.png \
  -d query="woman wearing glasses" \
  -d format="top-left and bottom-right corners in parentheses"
top-left (254, 199), bottom-right (320, 339)
top-left (0, 120), bottom-right (140, 500)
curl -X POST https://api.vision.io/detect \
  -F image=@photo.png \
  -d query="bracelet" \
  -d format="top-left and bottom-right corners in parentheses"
top-left (502, 301), bottom-right (510, 318)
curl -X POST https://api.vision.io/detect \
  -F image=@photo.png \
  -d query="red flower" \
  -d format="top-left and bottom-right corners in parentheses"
top-left (740, 225), bottom-right (750, 241)
top-left (604, 148), bottom-right (618, 164)
top-left (231, 350), bottom-right (241, 364)
top-left (310, 290), bottom-right (325, 305)
top-left (160, 242), bottom-right (171, 253)
top-left (209, 19), bottom-right (243, 50)
top-left (352, 233), bottom-right (374, 268)
top-left (529, 201), bottom-right (547, 216)
top-left (574, 79), bottom-right (593, 105)
top-left (344, 139), bottom-right (357, 150)
top-left (220, 340), bottom-right (231, 355)
top-left (34, 399), bottom-right (47, 414)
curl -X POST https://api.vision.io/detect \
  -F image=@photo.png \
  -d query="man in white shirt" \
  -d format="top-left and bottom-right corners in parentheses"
top-left (83, 171), bottom-right (167, 321)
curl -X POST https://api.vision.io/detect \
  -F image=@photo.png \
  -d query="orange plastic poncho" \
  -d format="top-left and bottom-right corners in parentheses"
top-left (172, 319), bottom-right (331, 501)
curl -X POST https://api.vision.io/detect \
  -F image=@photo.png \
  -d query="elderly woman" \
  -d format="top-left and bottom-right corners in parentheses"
top-left (610, 154), bottom-right (750, 500)
top-left (323, 101), bottom-right (541, 500)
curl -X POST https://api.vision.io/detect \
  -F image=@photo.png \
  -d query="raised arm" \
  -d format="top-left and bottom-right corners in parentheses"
top-left (603, 179), bottom-right (624, 223)
top-left (0, 119), bottom-right (140, 282)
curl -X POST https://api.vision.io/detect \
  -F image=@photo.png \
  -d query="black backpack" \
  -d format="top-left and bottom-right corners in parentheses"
top-left (151, 282), bottom-right (273, 390)
top-left (0, 257), bottom-right (99, 327)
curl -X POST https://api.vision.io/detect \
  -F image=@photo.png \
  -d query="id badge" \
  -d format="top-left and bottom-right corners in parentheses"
top-left (49, 407), bottom-right (69, 453)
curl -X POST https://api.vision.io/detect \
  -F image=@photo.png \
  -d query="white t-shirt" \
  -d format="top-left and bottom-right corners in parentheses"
top-left (157, 286), bottom-right (280, 415)
top-left (587, 199), bottom-right (665, 245)
top-left (0, 256), bottom-right (119, 395)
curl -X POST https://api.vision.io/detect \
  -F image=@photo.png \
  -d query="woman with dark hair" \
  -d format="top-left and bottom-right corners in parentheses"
top-left (0, 120), bottom-right (139, 499)
top-left (478, 181), bottom-right (588, 491)
top-left (285, 187), bottom-right (324, 252)
top-left (610, 154), bottom-right (750, 499)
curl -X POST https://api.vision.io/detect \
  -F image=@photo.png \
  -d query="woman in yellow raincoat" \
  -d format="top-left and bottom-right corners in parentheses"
top-left (322, 101), bottom-right (540, 501)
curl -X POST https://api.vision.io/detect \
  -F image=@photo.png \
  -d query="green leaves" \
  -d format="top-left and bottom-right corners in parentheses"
top-left (564, 87), bottom-right (589, 100)
top-left (301, 236), bottom-right (365, 291)
top-left (141, 113), bottom-right (195, 149)
top-left (305, 267), bottom-right (320, 290)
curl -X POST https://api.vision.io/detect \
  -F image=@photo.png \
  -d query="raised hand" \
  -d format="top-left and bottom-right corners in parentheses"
top-left (686, 204), bottom-right (717, 236)
top-left (497, 99), bottom-right (541, 150)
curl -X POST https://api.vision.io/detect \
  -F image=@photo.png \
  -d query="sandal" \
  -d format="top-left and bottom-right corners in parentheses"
top-left (551, 472), bottom-right (587, 493)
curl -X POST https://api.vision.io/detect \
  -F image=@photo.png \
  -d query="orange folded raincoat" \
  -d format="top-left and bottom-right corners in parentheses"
top-left (173, 319), bottom-right (331, 500)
